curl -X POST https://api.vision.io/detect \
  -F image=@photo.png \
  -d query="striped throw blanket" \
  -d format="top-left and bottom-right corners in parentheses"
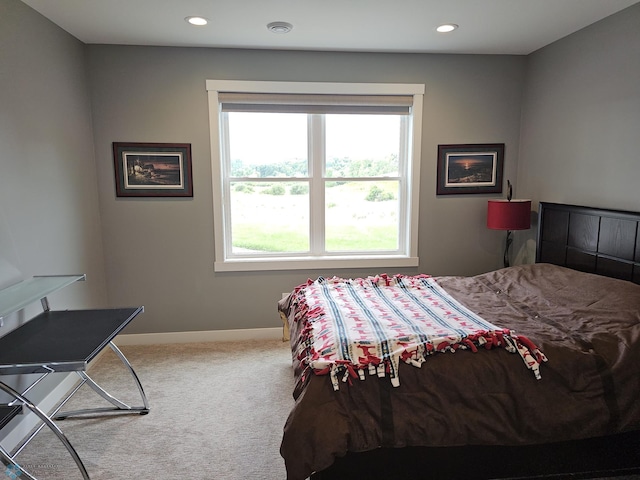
top-left (291, 274), bottom-right (547, 390)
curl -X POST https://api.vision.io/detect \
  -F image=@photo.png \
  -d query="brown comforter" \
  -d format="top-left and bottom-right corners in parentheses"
top-left (278, 264), bottom-right (640, 480)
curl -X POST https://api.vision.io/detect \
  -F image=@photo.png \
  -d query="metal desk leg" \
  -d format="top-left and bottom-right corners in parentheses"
top-left (0, 381), bottom-right (90, 480)
top-left (55, 341), bottom-right (150, 420)
top-left (109, 341), bottom-right (150, 411)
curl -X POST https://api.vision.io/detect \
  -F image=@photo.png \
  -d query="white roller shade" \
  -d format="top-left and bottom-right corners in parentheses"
top-left (218, 92), bottom-right (413, 115)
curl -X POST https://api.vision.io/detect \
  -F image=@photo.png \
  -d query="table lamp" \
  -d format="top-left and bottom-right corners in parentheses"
top-left (487, 181), bottom-right (531, 268)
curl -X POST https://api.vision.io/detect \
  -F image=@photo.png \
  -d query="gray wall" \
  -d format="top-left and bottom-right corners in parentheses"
top-left (0, 0), bottom-right (107, 320)
top-left (86, 47), bottom-right (525, 334)
top-left (513, 3), bottom-right (640, 261)
top-left (4, 1), bottom-right (639, 337)
top-left (518, 4), bottom-right (640, 212)
top-left (0, 0), bottom-right (107, 422)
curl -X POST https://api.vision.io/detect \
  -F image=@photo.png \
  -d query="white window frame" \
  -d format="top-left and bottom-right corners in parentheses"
top-left (206, 80), bottom-right (424, 272)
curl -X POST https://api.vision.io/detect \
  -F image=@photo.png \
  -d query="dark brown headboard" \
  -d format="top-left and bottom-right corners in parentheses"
top-left (536, 202), bottom-right (640, 284)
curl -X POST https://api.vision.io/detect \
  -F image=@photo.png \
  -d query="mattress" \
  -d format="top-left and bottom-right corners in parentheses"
top-left (278, 263), bottom-right (640, 480)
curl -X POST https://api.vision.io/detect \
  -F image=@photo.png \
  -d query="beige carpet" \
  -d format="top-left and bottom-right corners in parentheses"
top-left (10, 340), bottom-right (294, 480)
top-left (7, 340), bottom-right (640, 480)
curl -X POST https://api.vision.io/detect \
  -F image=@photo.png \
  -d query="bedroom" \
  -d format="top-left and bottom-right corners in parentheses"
top-left (1, 0), bottom-right (639, 478)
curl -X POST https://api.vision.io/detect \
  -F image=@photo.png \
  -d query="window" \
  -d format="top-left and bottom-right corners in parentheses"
top-left (207, 80), bottom-right (424, 271)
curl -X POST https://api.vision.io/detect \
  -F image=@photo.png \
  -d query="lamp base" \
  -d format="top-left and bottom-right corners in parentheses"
top-left (503, 230), bottom-right (513, 268)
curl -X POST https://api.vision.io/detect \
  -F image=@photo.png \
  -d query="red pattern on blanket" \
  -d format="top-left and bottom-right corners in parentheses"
top-left (290, 274), bottom-right (547, 389)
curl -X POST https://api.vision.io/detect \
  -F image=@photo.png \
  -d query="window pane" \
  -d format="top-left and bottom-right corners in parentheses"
top-left (325, 115), bottom-right (401, 178)
top-left (325, 180), bottom-right (399, 251)
top-left (229, 182), bottom-right (309, 254)
top-left (228, 112), bottom-right (308, 177)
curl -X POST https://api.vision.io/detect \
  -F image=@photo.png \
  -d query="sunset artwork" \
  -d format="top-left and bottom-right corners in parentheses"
top-left (436, 144), bottom-right (503, 195)
top-left (124, 153), bottom-right (184, 188)
top-left (445, 153), bottom-right (496, 186)
top-left (113, 142), bottom-right (192, 197)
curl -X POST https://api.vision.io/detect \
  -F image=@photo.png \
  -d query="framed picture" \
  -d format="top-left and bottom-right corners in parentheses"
top-left (112, 142), bottom-right (193, 197)
top-left (436, 143), bottom-right (504, 195)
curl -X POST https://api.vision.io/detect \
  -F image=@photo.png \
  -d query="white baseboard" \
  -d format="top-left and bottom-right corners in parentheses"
top-left (114, 327), bottom-right (285, 346)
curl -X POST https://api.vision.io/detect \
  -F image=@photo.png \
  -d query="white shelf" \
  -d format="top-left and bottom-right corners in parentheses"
top-left (0, 275), bottom-right (85, 322)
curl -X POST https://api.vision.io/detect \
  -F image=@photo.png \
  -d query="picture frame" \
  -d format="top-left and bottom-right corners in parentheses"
top-left (436, 143), bottom-right (504, 195)
top-left (112, 142), bottom-right (193, 197)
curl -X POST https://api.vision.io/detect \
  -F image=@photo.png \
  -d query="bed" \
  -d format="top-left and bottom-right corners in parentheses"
top-left (277, 202), bottom-right (640, 480)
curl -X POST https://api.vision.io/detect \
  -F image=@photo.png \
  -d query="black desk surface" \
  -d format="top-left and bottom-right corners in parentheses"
top-left (0, 405), bottom-right (21, 429)
top-left (0, 307), bottom-right (143, 375)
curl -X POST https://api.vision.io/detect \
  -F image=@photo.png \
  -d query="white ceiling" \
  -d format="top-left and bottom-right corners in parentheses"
top-left (21, 0), bottom-right (640, 55)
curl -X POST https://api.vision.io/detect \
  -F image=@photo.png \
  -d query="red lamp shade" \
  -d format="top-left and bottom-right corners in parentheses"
top-left (487, 200), bottom-right (531, 231)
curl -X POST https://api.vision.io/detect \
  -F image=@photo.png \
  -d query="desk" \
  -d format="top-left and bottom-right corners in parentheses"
top-left (0, 308), bottom-right (143, 375)
top-left (0, 276), bottom-right (149, 480)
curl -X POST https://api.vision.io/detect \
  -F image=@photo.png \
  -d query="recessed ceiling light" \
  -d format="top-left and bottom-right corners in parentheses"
top-left (436, 24), bottom-right (458, 33)
top-left (267, 21), bottom-right (293, 34)
top-left (185, 16), bottom-right (208, 26)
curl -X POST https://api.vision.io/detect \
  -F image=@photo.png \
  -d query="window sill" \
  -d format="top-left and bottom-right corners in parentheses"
top-left (214, 255), bottom-right (419, 272)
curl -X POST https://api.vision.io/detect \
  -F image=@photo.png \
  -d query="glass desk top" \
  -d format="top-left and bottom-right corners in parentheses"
top-left (0, 274), bottom-right (85, 320)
